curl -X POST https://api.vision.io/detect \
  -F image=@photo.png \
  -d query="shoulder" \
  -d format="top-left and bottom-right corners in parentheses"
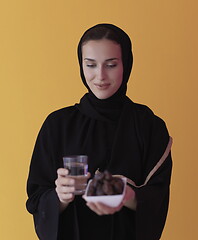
top-left (130, 102), bottom-right (168, 135)
top-left (132, 102), bottom-right (154, 116)
top-left (40, 105), bottom-right (78, 130)
top-left (132, 102), bottom-right (163, 121)
top-left (129, 103), bottom-right (171, 162)
top-left (46, 105), bottom-right (76, 120)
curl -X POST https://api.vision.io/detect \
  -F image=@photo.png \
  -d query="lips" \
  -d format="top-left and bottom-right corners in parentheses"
top-left (94, 83), bottom-right (110, 89)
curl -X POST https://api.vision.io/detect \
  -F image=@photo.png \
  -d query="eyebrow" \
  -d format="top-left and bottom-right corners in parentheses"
top-left (84, 58), bottom-right (119, 62)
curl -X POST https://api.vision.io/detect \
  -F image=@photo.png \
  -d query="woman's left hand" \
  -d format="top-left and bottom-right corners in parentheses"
top-left (86, 201), bottom-right (123, 215)
top-left (85, 185), bottom-right (136, 215)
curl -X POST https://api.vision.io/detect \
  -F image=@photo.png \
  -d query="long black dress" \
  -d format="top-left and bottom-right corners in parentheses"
top-left (26, 23), bottom-right (172, 240)
top-left (26, 94), bottom-right (172, 240)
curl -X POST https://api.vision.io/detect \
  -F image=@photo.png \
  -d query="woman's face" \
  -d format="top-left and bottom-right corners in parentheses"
top-left (82, 39), bottom-right (123, 99)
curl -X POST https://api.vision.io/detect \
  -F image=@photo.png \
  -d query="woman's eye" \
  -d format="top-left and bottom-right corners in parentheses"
top-left (86, 64), bottom-right (96, 68)
top-left (106, 64), bottom-right (117, 68)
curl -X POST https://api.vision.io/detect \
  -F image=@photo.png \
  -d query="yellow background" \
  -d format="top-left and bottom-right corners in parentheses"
top-left (1, 0), bottom-right (198, 239)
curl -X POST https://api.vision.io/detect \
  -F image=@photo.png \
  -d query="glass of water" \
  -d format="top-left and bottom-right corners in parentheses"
top-left (63, 155), bottom-right (88, 195)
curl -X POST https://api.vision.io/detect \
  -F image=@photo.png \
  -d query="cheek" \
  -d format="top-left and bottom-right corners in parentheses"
top-left (83, 68), bottom-right (94, 82)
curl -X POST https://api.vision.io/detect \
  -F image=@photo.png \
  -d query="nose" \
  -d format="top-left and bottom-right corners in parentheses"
top-left (97, 66), bottom-right (106, 81)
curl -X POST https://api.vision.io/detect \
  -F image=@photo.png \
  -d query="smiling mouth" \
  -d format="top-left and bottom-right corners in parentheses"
top-left (94, 83), bottom-right (110, 89)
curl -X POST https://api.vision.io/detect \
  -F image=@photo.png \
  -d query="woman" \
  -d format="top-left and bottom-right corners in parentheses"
top-left (26, 23), bottom-right (172, 240)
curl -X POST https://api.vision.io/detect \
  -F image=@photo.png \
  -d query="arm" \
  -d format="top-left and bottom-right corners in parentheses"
top-left (134, 153), bottom-right (172, 240)
top-left (26, 116), bottom-right (61, 240)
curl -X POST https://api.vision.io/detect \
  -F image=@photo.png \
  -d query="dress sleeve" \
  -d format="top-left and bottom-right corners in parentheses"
top-left (26, 116), bottom-right (60, 240)
top-left (134, 114), bottom-right (173, 240)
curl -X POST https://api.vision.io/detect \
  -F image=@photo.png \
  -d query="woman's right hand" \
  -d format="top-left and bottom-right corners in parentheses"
top-left (55, 168), bottom-right (75, 211)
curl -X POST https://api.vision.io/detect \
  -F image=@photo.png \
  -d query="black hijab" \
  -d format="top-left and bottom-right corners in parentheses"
top-left (77, 23), bottom-right (133, 121)
top-left (77, 23), bottom-right (133, 100)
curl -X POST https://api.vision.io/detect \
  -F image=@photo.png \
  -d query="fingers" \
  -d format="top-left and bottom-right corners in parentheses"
top-left (55, 187), bottom-right (75, 204)
top-left (86, 202), bottom-right (123, 215)
top-left (55, 169), bottom-right (91, 204)
top-left (57, 168), bottom-right (69, 177)
top-left (56, 168), bottom-right (93, 206)
top-left (58, 191), bottom-right (75, 204)
top-left (55, 168), bottom-right (75, 204)
top-left (55, 174), bottom-right (75, 187)
top-left (56, 184), bottom-right (75, 194)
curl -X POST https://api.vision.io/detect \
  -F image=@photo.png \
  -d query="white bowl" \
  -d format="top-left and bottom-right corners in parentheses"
top-left (83, 177), bottom-right (127, 207)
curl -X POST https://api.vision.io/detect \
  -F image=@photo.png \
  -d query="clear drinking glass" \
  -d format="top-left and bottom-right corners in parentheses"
top-left (63, 155), bottom-right (88, 195)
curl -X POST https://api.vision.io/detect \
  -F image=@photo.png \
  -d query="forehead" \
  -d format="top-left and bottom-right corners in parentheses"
top-left (82, 39), bottom-right (122, 59)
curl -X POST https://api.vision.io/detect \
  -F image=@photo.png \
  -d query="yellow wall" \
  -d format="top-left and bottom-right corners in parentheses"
top-left (1, 0), bottom-right (197, 239)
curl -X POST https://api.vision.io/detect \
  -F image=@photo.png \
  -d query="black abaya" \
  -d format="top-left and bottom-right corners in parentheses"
top-left (26, 95), bottom-right (172, 240)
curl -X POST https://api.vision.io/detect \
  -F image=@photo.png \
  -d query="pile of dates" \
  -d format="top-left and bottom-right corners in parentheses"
top-left (87, 170), bottom-right (124, 196)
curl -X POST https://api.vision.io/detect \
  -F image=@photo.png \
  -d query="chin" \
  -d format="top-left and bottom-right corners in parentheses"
top-left (95, 93), bottom-right (111, 100)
